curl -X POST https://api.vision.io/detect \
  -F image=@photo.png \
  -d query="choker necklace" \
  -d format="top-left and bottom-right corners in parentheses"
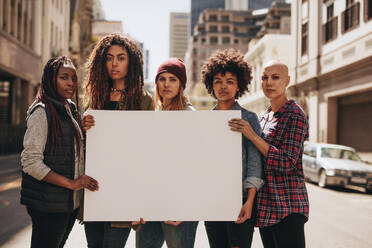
top-left (111, 87), bottom-right (125, 94)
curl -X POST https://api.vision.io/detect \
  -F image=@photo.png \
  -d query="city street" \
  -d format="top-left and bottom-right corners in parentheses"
top-left (1, 155), bottom-right (372, 247)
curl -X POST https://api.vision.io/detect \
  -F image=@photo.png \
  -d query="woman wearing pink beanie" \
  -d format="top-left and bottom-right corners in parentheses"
top-left (135, 58), bottom-right (198, 248)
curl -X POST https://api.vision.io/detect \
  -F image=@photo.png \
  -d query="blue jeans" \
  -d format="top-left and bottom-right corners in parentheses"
top-left (84, 222), bottom-right (131, 248)
top-left (136, 221), bottom-right (198, 248)
top-left (26, 207), bottom-right (78, 248)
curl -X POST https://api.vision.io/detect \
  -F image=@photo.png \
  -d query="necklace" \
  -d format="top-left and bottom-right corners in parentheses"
top-left (111, 87), bottom-right (125, 94)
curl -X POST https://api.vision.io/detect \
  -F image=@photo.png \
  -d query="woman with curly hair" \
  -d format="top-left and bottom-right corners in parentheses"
top-left (201, 49), bottom-right (263, 248)
top-left (135, 58), bottom-right (198, 248)
top-left (82, 34), bottom-right (153, 248)
top-left (20, 56), bottom-right (99, 248)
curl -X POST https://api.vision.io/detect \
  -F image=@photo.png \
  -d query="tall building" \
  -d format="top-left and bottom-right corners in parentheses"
top-left (290, 0), bottom-right (372, 158)
top-left (169, 12), bottom-right (189, 59)
top-left (190, 0), bottom-right (225, 36)
top-left (185, 8), bottom-right (267, 109)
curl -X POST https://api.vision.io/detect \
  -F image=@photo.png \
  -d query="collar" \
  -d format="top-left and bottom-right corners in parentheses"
top-left (266, 99), bottom-right (295, 118)
top-left (212, 101), bottom-right (241, 111)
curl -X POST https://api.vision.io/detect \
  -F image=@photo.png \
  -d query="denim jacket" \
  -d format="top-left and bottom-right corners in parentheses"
top-left (213, 101), bottom-right (264, 200)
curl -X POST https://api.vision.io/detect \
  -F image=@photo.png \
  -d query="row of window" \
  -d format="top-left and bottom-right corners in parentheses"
top-left (207, 14), bottom-right (230, 22)
top-left (193, 36), bottom-right (240, 45)
top-left (1, 0), bottom-right (33, 49)
top-left (301, 0), bottom-right (372, 55)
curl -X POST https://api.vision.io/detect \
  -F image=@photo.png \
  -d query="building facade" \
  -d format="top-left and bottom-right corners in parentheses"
top-left (291, 0), bottom-right (372, 156)
top-left (0, 0), bottom-right (71, 154)
top-left (190, 0), bottom-right (225, 36)
top-left (41, 0), bottom-right (71, 67)
top-left (185, 8), bottom-right (267, 109)
top-left (169, 12), bottom-right (189, 59)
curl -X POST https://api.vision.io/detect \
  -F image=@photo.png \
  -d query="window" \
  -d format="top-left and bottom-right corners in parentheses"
top-left (209, 15), bottom-right (217, 21)
top-left (0, 81), bottom-right (10, 124)
top-left (210, 37), bottom-right (218, 44)
top-left (234, 39), bottom-right (239, 44)
top-left (364, 0), bottom-right (372, 22)
top-left (222, 26), bottom-right (230, 33)
top-left (209, 25), bottom-right (218, 32)
top-left (304, 145), bottom-right (316, 157)
top-left (201, 38), bottom-right (206, 44)
top-left (341, 1), bottom-right (360, 33)
top-left (222, 37), bottom-right (230, 44)
top-left (221, 15), bottom-right (229, 22)
top-left (323, 3), bottom-right (338, 43)
top-left (301, 22), bottom-right (308, 55)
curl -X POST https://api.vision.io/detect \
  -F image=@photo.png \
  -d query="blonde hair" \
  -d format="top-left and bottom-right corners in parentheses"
top-left (155, 84), bottom-right (187, 111)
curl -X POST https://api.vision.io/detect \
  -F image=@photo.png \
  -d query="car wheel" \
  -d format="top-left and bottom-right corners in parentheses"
top-left (318, 169), bottom-right (327, 188)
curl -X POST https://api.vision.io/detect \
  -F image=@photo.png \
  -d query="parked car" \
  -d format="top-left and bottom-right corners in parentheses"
top-left (302, 142), bottom-right (372, 193)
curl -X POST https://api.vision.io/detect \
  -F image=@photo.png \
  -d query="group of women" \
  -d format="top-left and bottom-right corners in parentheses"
top-left (20, 34), bottom-right (309, 248)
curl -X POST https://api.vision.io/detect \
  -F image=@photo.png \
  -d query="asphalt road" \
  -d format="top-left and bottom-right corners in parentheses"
top-left (1, 154), bottom-right (371, 247)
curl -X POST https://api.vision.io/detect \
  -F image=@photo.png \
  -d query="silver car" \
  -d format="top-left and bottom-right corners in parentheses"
top-left (302, 142), bottom-right (372, 193)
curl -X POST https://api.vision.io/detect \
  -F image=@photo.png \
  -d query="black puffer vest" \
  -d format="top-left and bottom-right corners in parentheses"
top-left (21, 97), bottom-right (79, 213)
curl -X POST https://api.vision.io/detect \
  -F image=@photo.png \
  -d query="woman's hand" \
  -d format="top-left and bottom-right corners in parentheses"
top-left (228, 118), bottom-right (257, 141)
top-left (132, 218), bottom-right (146, 226)
top-left (235, 201), bottom-right (253, 224)
top-left (71, 174), bottom-right (99, 191)
top-left (82, 114), bottom-right (95, 131)
top-left (164, 221), bottom-right (183, 226)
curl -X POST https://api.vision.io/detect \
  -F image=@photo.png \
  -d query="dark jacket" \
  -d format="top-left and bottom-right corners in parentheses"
top-left (21, 97), bottom-right (78, 213)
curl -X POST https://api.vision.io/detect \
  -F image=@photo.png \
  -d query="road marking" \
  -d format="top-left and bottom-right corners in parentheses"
top-left (0, 178), bottom-right (21, 192)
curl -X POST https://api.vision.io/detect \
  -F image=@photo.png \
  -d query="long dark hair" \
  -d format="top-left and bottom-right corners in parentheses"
top-left (84, 34), bottom-right (144, 110)
top-left (36, 56), bottom-right (82, 154)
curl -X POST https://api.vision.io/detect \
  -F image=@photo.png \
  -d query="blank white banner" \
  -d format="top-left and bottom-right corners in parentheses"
top-left (84, 110), bottom-right (242, 221)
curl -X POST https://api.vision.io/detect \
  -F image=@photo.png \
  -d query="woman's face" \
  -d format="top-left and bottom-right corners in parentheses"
top-left (106, 45), bottom-right (129, 81)
top-left (261, 65), bottom-right (289, 100)
top-left (157, 72), bottom-right (181, 102)
top-left (212, 71), bottom-right (239, 102)
top-left (56, 66), bottom-right (77, 102)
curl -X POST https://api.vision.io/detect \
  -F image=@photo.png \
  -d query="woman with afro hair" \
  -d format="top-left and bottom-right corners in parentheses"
top-left (201, 49), bottom-right (263, 248)
top-left (82, 34), bottom-right (153, 248)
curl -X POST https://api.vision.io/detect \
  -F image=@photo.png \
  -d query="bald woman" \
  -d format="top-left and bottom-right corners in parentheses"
top-left (229, 61), bottom-right (309, 248)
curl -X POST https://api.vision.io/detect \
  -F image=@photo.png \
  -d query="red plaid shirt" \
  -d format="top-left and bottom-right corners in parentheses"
top-left (256, 100), bottom-right (309, 228)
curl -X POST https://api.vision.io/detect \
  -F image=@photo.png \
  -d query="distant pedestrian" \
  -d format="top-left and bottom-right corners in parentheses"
top-left (20, 56), bottom-right (99, 248)
top-left (82, 34), bottom-right (152, 248)
top-left (135, 58), bottom-right (198, 248)
top-left (228, 60), bottom-right (309, 248)
top-left (202, 48), bottom-right (264, 248)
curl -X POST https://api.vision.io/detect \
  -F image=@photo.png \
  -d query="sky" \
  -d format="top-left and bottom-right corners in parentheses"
top-left (100, 0), bottom-right (191, 82)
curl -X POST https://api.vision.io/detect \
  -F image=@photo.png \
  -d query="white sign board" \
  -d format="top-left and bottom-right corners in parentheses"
top-left (84, 110), bottom-right (242, 221)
